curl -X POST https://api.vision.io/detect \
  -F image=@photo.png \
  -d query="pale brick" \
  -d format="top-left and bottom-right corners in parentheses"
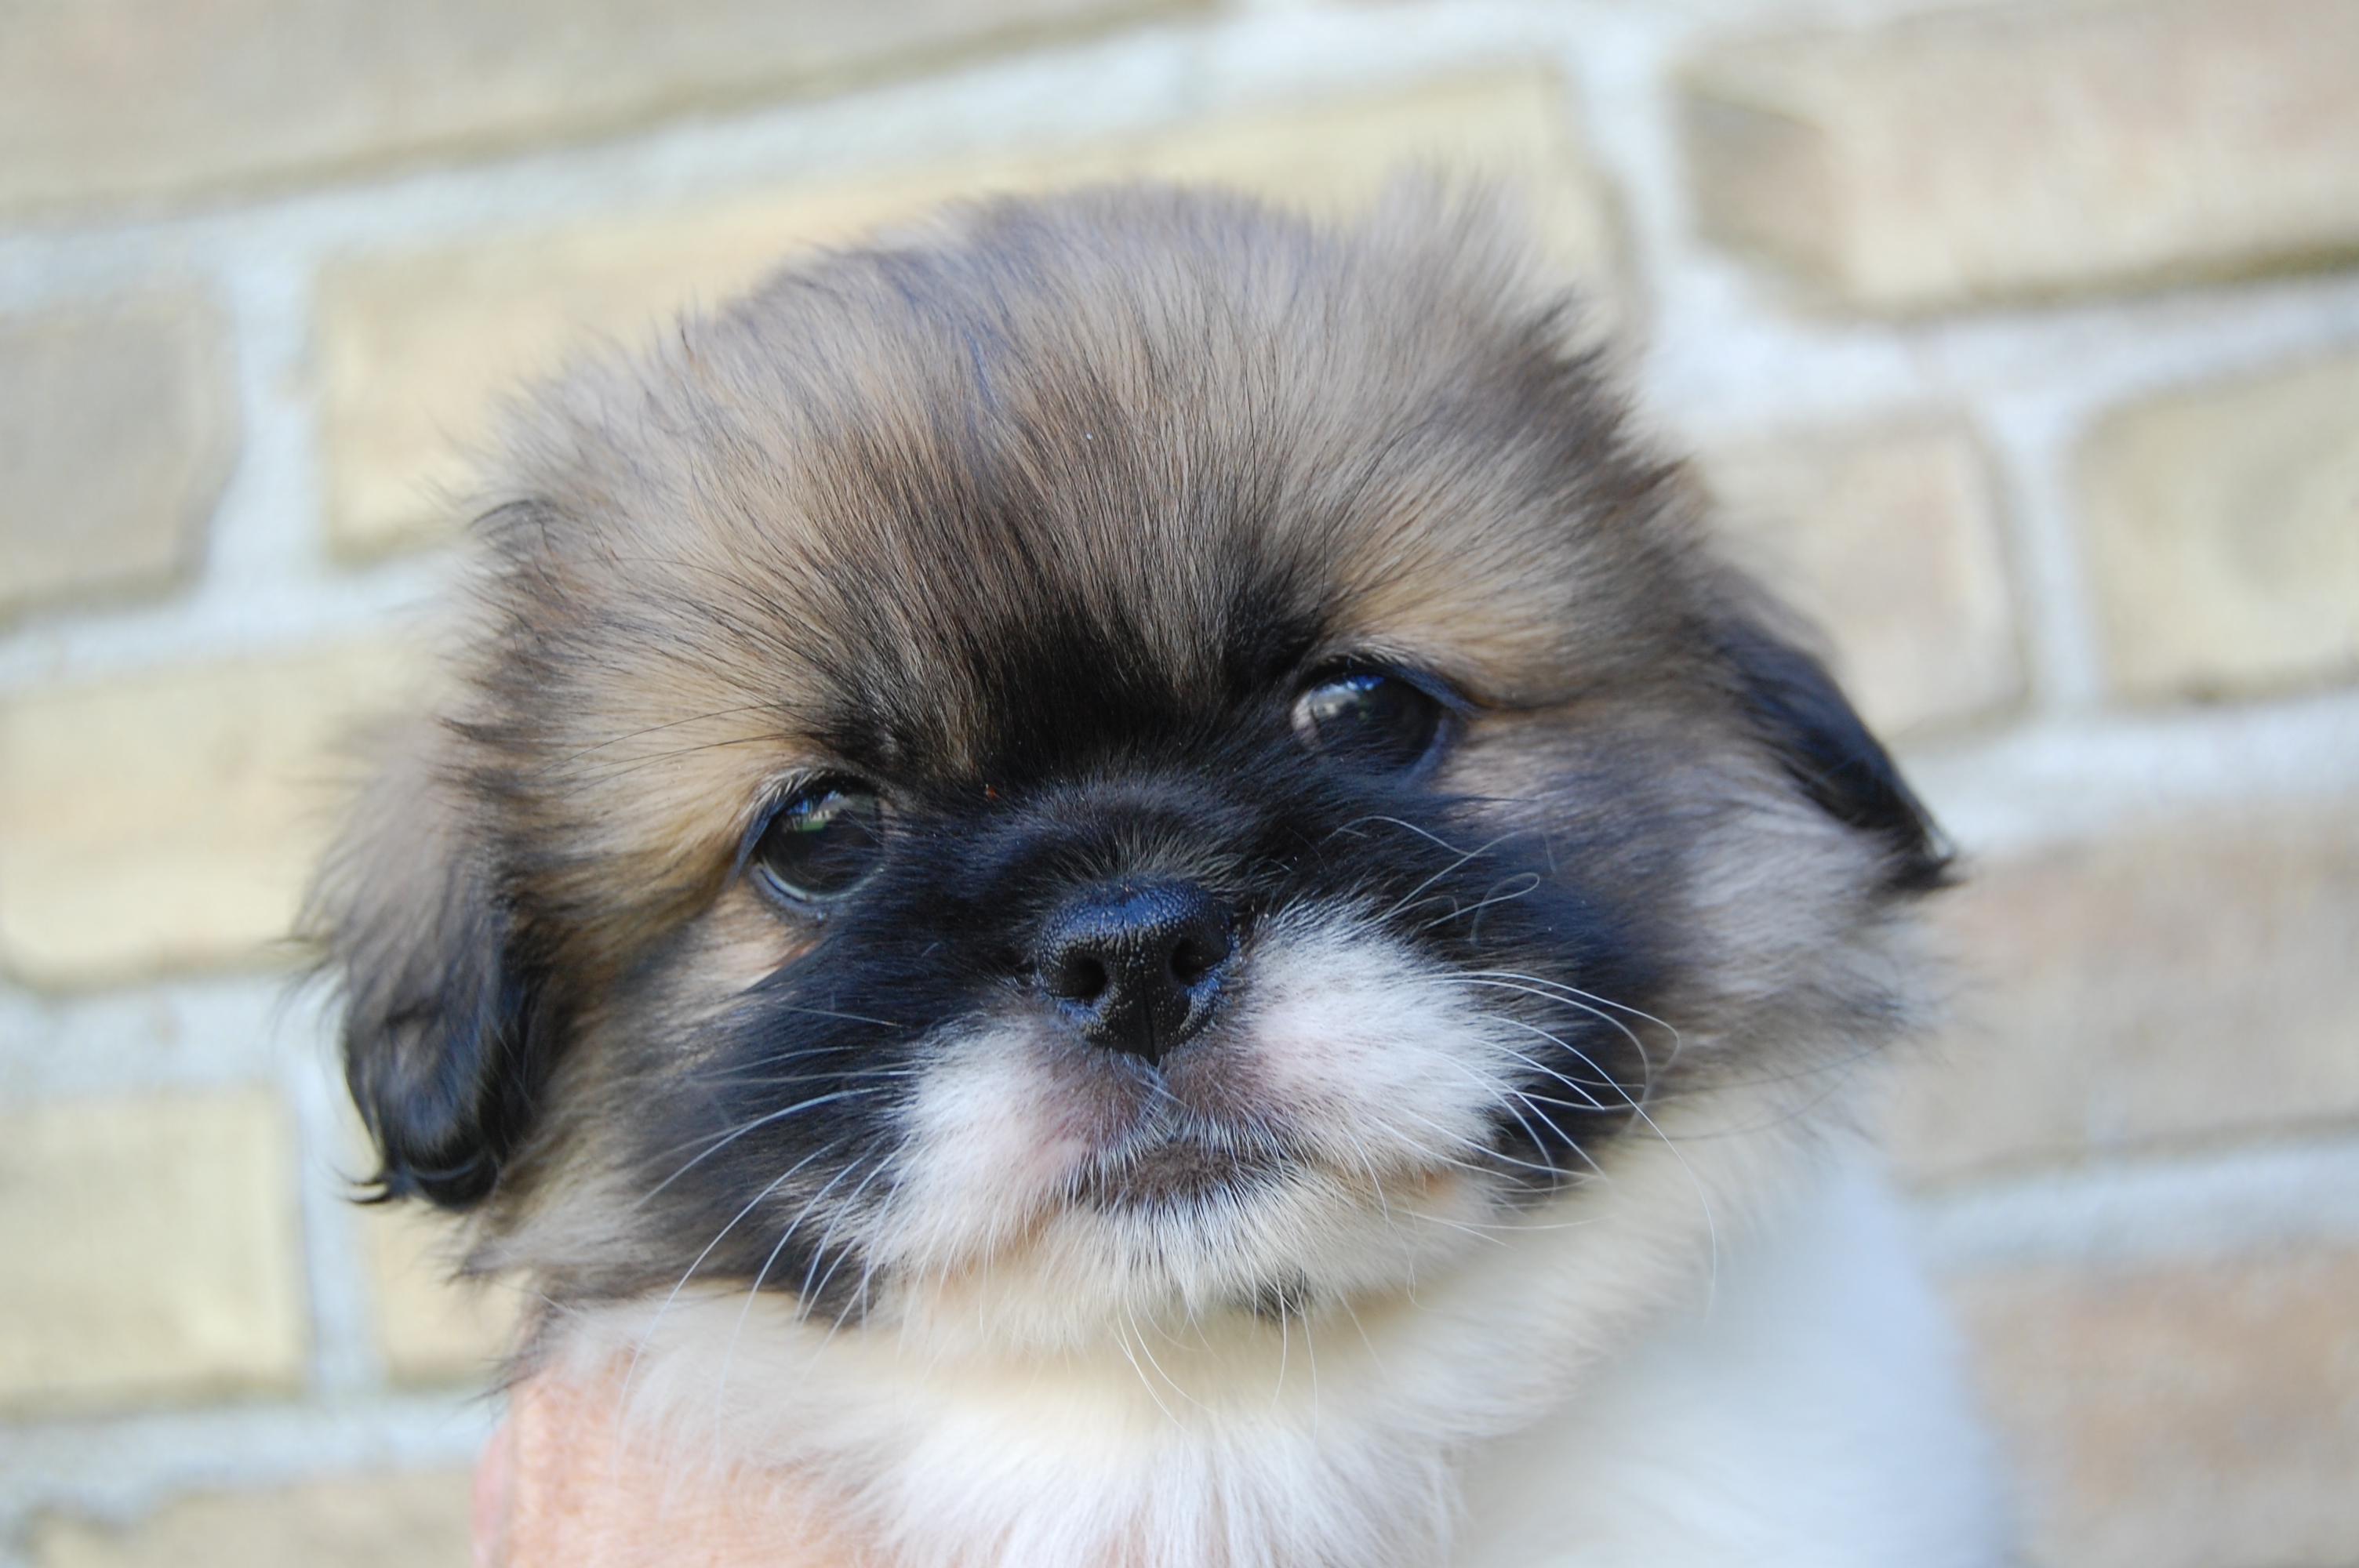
top-left (318, 71), bottom-right (1619, 554)
top-left (0, 0), bottom-right (1193, 216)
top-left (1950, 1249), bottom-right (2359, 1568)
top-left (1702, 422), bottom-right (2020, 737)
top-left (32, 1468), bottom-right (473, 1568)
top-left (1881, 800), bottom-right (2359, 1184)
top-left (2080, 352), bottom-right (2359, 702)
top-left (362, 1202), bottom-right (525, 1384)
top-left (0, 300), bottom-right (236, 615)
top-left (0, 641), bottom-right (422, 987)
top-left (1684, 0), bottom-right (2359, 311)
top-left (0, 1092), bottom-right (306, 1414)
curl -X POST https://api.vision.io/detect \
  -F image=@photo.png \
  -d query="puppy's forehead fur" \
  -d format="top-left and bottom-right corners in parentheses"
top-left (482, 190), bottom-right (1697, 808)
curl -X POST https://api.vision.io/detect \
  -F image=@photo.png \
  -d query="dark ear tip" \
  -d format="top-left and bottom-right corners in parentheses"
top-left (369, 1160), bottom-right (502, 1210)
top-left (354, 1149), bottom-right (503, 1210)
top-left (329, 824), bottom-right (543, 1216)
top-left (1717, 619), bottom-right (1951, 897)
top-left (1887, 837), bottom-right (1957, 897)
top-left (344, 1035), bottom-right (518, 1211)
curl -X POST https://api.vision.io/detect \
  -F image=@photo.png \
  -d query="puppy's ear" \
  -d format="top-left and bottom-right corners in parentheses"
top-left (312, 738), bottom-right (542, 1209)
top-left (1718, 619), bottom-right (1950, 894)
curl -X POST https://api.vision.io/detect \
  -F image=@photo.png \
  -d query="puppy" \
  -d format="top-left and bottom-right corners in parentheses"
top-left (317, 185), bottom-right (2003, 1566)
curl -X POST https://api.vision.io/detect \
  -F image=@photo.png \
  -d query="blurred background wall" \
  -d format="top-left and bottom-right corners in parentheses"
top-left (1, 0), bottom-right (2354, 1563)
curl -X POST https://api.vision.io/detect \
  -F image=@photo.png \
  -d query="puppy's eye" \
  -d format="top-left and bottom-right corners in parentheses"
top-left (1292, 670), bottom-right (1444, 772)
top-left (751, 781), bottom-right (883, 902)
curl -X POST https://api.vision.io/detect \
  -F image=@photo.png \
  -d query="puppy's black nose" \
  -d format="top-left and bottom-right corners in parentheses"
top-left (1034, 880), bottom-right (1233, 1062)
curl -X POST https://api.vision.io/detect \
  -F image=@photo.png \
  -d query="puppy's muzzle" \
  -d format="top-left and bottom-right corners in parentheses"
top-left (1034, 880), bottom-right (1234, 1063)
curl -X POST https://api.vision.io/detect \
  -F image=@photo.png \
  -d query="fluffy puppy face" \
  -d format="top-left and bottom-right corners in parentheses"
top-left (321, 188), bottom-right (1939, 1354)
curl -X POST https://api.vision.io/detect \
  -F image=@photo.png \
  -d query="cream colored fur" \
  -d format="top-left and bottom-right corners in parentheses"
top-left (541, 916), bottom-right (2001, 1568)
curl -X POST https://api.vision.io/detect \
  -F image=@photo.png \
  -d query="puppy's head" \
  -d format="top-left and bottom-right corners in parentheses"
top-left (318, 187), bottom-right (1941, 1348)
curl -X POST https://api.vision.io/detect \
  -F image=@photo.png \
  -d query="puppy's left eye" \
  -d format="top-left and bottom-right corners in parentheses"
top-left (751, 780), bottom-right (884, 903)
top-left (1292, 670), bottom-right (1445, 772)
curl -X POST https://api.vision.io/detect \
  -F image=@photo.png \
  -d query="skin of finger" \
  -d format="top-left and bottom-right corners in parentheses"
top-left (486, 1367), bottom-right (860, 1568)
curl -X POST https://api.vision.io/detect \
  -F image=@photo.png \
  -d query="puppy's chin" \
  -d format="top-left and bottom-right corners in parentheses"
top-left (865, 909), bottom-right (1562, 1353)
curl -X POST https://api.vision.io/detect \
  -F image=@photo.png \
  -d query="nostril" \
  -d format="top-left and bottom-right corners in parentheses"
top-left (1029, 880), bottom-right (1234, 1061)
top-left (1047, 953), bottom-right (1110, 1004)
top-left (1166, 933), bottom-right (1220, 987)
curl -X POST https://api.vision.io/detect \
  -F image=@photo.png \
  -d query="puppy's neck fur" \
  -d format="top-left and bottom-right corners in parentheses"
top-left (533, 1091), bottom-right (1890, 1568)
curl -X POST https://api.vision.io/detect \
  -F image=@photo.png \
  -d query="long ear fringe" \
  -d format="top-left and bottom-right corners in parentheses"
top-left (305, 740), bottom-right (540, 1210)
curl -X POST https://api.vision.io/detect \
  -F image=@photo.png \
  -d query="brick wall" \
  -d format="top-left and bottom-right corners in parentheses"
top-left (2, 2), bottom-right (2353, 1563)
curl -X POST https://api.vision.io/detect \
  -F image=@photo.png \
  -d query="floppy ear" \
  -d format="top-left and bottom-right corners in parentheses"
top-left (1717, 619), bottom-right (1950, 895)
top-left (312, 739), bottom-right (544, 1209)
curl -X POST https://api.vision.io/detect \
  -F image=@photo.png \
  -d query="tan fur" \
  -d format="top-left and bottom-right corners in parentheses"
top-left (314, 184), bottom-right (1967, 1568)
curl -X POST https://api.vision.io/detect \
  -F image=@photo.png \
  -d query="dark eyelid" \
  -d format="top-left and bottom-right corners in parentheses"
top-left (732, 788), bottom-right (801, 881)
top-left (1291, 663), bottom-right (1457, 781)
top-left (1298, 659), bottom-right (1469, 714)
top-left (732, 774), bottom-right (878, 881)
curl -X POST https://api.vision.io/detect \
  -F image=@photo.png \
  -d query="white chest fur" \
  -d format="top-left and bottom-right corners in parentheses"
top-left (1451, 1162), bottom-right (2005, 1567)
top-left (556, 1143), bottom-right (2005, 1568)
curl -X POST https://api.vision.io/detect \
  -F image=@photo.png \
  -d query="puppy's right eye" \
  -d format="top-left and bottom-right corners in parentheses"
top-left (751, 781), bottom-right (884, 903)
top-left (1292, 670), bottom-right (1445, 773)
